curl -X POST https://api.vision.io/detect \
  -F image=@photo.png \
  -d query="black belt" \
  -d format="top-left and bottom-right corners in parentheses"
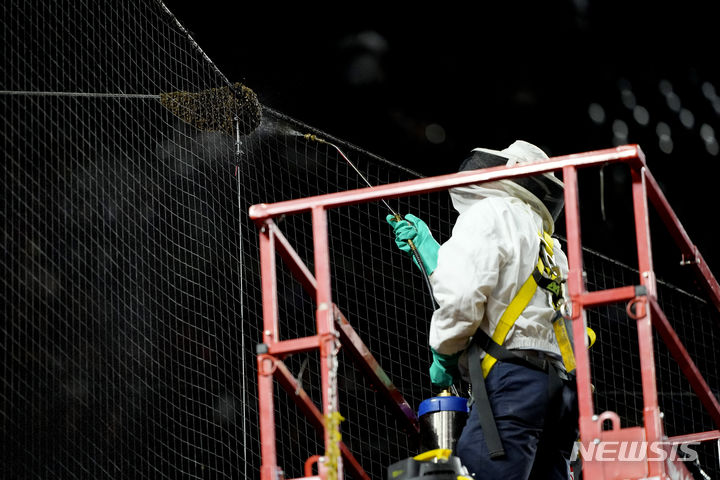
top-left (511, 349), bottom-right (570, 381)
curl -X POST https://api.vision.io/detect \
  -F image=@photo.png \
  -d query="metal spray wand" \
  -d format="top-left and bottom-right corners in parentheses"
top-left (302, 134), bottom-right (438, 308)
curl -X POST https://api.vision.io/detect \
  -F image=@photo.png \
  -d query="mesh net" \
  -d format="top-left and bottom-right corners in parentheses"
top-left (2, 1), bottom-right (719, 479)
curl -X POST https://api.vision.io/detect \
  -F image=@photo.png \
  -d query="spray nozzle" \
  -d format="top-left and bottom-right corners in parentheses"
top-left (302, 133), bottom-right (327, 143)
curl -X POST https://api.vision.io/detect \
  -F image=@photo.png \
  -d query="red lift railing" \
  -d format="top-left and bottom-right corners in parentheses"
top-left (249, 144), bottom-right (720, 480)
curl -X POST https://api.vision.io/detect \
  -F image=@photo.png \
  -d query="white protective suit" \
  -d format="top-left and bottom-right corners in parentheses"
top-left (428, 141), bottom-right (568, 377)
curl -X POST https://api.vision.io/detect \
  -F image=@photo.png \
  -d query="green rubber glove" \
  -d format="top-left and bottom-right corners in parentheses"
top-left (429, 349), bottom-right (461, 388)
top-left (386, 213), bottom-right (440, 275)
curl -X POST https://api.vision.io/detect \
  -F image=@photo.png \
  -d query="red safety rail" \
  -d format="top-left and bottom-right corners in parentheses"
top-left (249, 144), bottom-right (720, 480)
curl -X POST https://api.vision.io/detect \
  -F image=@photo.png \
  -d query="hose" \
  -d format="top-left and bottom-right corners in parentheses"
top-left (302, 134), bottom-right (439, 309)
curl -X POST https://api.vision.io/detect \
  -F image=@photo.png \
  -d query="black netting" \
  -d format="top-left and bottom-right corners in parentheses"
top-left (3, 2), bottom-right (247, 478)
top-left (2, 1), bottom-right (719, 479)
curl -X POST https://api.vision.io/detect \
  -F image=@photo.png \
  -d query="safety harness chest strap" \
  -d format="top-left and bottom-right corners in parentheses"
top-left (479, 269), bottom-right (539, 378)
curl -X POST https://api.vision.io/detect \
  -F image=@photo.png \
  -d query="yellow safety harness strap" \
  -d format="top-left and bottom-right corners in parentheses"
top-left (480, 231), bottom-right (578, 378)
top-left (481, 271), bottom-right (539, 378)
top-left (552, 312), bottom-right (576, 373)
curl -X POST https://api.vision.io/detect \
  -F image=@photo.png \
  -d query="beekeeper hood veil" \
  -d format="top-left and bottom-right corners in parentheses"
top-left (449, 140), bottom-right (564, 233)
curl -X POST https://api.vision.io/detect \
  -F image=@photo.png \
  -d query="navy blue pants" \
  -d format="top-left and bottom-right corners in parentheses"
top-left (455, 361), bottom-right (578, 479)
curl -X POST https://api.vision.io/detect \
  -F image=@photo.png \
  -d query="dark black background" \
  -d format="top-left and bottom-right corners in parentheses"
top-left (167, 0), bottom-right (720, 287)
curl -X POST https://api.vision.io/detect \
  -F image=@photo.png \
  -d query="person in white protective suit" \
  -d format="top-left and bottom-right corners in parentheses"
top-left (388, 140), bottom-right (579, 480)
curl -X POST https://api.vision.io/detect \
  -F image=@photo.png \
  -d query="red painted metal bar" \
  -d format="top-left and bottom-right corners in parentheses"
top-left (269, 336), bottom-right (321, 356)
top-left (260, 221), bottom-right (281, 347)
top-left (649, 298), bottom-right (720, 428)
top-left (311, 206), bottom-right (342, 480)
top-left (643, 167), bottom-right (720, 311)
top-left (258, 355), bottom-right (280, 480)
top-left (249, 145), bottom-right (643, 221)
top-left (633, 168), bottom-right (658, 299)
top-left (631, 167), bottom-right (664, 478)
top-left (563, 166), bottom-right (598, 426)
top-left (668, 430), bottom-right (720, 445)
top-left (578, 285), bottom-right (639, 308)
top-left (334, 307), bottom-right (420, 435)
top-left (258, 222), bottom-right (282, 480)
top-left (561, 165), bottom-right (599, 455)
top-left (273, 359), bottom-right (371, 480)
